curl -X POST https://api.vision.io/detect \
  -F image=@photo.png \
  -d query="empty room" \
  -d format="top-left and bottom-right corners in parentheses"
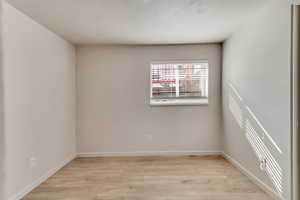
top-left (0, 0), bottom-right (299, 200)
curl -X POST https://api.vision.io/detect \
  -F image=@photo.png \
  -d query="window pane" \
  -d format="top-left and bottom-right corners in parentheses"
top-left (152, 64), bottom-right (177, 99)
top-left (151, 61), bottom-right (208, 100)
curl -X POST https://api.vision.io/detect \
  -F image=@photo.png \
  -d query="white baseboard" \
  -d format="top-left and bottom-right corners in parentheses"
top-left (222, 152), bottom-right (283, 200)
top-left (77, 150), bottom-right (223, 157)
top-left (8, 154), bottom-right (76, 200)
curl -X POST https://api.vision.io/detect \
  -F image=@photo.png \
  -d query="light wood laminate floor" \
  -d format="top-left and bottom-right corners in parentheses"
top-left (22, 155), bottom-right (272, 200)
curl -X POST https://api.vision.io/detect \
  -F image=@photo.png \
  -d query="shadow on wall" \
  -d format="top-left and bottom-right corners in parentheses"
top-left (227, 82), bottom-right (283, 197)
top-left (0, 0), bottom-right (4, 199)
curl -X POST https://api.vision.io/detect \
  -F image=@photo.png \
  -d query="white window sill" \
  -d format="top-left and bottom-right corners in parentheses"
top-left (150, 98), bottom-right (208, 106)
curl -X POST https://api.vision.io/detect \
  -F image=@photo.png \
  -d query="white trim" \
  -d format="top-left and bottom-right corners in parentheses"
top-left (291, 4), bottom-right (299, 200)
top-left (150, 98), bottom-right (208, 106)
top-left (222, 152), bottom-right (284, 200)
top-left (8, 154), bottom-right (76, 200)
top-left (77, 150), bottom-right (222, 157)
top-left (150, 59), bottom-right (208, 65)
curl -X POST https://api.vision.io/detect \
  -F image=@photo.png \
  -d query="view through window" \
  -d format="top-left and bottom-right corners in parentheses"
top-left (150, 61), bottom-right (208, 105)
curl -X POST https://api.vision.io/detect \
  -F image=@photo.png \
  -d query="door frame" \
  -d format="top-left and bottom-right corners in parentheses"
top-left (291, 3), bottom-right (299, 200)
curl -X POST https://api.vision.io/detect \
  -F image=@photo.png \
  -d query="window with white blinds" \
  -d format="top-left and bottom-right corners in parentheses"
top-left (150, 61), bottom-right (209, 106)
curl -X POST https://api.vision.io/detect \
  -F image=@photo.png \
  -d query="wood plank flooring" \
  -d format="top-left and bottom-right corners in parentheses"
top-left (22, 155), bottom-right (272, 200)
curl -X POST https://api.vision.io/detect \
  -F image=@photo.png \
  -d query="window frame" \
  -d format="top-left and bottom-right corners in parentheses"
top-left (149, 60), bottom-right (209, 106)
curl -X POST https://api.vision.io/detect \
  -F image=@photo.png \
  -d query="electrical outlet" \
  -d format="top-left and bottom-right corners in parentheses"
top-left (29, 157), bottom-right (37, 169)
top-left (259, 158), bottom-right (267, 171)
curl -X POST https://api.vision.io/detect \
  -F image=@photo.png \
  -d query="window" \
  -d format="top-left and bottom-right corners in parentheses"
top-left (150, 60), bottom-right (209, 106)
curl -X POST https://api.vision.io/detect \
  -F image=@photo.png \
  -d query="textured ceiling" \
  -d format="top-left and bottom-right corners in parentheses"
top-left (6, 0), bottom-right (268, 44)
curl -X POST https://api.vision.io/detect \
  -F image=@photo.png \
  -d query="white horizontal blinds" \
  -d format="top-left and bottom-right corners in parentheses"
top-left (151, 62), bottom-right (208, 99)
top-left (152, 64), bottom-right (176, 98)
top-left (178, 63), bottom-right (208, 98)
top-left (199, 63), bottom-right (208, 97)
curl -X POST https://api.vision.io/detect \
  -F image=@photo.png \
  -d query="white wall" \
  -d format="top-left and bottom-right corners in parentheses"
top-left (222, 0), bottom-right (291, 199)
top-left (76, 44), bottom-right (222, 155)
top-left (3, 2), bottom-right (76, 199)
